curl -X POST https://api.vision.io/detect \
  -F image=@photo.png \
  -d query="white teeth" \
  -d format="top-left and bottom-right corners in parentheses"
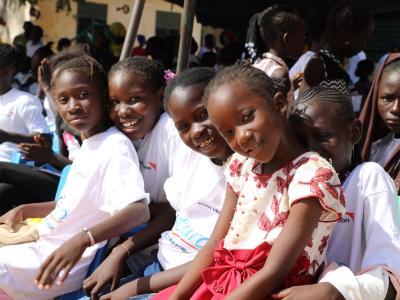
top-left (122, 120), bottom-right (140, 128)
top-left (248, 142), bottom-right (261, 153)
top-left (199, 136), bottom-right (215, 148)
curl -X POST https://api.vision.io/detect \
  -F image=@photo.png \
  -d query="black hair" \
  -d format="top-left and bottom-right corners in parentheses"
top-left (164, 67), bottom-right (216, 112)
top-left (200, 52), bottom-right (218, 67)
top-left (204, 34), bottom-right (216, 48)
top-left (108, 56), bottom-right (165, 91)
top-left (51, 55), bottom-right (107, 92)
top-left (355, 59), bottom-right (374, 79)
top-left (295, 87), bottom-right (355, 123)
top-left (257, 4), bottom-right (302, 46)
top-left (243, 12), bottom-right (267, 64)
top-left (203, 62), bottom-right (275, 106)
top-left (33, 43), bottom-right (54, 60)
top-left (324, 1), bottom-right (373, 45)
top-left (0, 44), bottom-right (19, 69)
top-left (382, 59), bottom-right (400, 76)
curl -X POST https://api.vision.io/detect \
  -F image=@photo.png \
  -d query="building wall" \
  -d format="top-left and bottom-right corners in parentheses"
top-left (0, 1), bottom-right (30, 43)
top-left (33, 0), bottom-right (207, 48)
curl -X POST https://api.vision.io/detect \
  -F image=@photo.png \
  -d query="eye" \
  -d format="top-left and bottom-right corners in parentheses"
top-left (128, 97), bottom-right (142, 105)
top-left (242, 110), bottom-right (254, 123)
top-left (79, 91), bottom-right (89, 99)
top-left (176, 123), bottom-right (189, 133)
top-left (57, 96), bottom-right (68, 104)
top-left (382, 94), bottom-right (396, 102)
top-left (110, 99), bottom-right (119, 106)
top-left (223, 129), bottom-right (233, 139)
top-left (197, 109), bottom-right (208, 121)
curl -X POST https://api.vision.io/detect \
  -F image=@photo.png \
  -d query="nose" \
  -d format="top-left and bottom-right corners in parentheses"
top-left (390, 99), bottom-right (400, 116)
top-left (67, 98), bottom-right (81, 114)
top-left (237, 127), bottom-right (252, 149)
top-left (191, 123), bottom-right (206, 139)
top-left (117, 102), bottom-right (131, 118)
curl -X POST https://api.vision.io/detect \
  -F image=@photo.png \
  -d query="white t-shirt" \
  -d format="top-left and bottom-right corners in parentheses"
top-left (0, 88), bottom-right (50, 162)
top-left (323, 162), bottom-right (400, 299)
top-left (289, 50), bottom-right (315, 99)
top-left (135, 113), bottom-right (184, 203)
top-left (157, 148), bottom-right (227, 270)
top-left (26, 40), bottom-right (43, 58)
top-left (0, 127), bottom-right (149, 299)
top-left (370, 132), bottom-right (400, 167)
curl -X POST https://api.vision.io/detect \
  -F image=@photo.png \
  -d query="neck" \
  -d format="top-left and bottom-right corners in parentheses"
top-left (81, 121), bottom-right (111, 140)
top-left (268, 46), bottom-right (286, 59)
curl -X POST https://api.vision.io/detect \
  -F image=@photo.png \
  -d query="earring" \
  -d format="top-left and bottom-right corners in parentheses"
top-left (328, 158), bottom-right (333, 165)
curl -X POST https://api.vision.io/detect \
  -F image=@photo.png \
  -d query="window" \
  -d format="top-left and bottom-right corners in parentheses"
top-left (155, 11), bottom-right (181, 37)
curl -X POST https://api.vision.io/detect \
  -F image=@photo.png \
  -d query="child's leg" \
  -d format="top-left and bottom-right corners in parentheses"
top-left (0, 242), bottom-right (87, 300)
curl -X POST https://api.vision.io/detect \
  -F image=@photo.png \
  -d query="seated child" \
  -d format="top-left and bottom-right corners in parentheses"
top-left (0, 56), bottom-right (150, 299)
top-left (359, 53), bottom-right (400, 192)
top-left (84, 67), bottom-right (233, 299)
top-left (0, 44), bottom-right (51, 162)
top-left (154, 63), bottom-right (345, 299)
top-left (283, 87), bottom-right (400, 300)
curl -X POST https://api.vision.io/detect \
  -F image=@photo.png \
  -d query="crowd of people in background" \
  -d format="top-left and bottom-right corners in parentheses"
top-left (0, 0), bottom-right (400, 299)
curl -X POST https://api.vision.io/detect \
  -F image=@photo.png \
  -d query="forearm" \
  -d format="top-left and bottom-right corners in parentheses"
top-left (20, 201), bottom-right (56, 218)
top-left (89, 200), bottom-right (150, 244)
top-left (4, 132), bottom-right (36, 144)
top-left (122, 202), bottom-right (176, 254)
top-left (47, 152), bottom-right (72, 169)
top-left (134, 262), bottom-right (191, 295)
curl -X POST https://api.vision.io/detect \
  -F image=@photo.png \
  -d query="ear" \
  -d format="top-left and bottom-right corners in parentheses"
top-left (282, 32), bottom-right (289, 46)
top-left (272, 91), bottom-right (288, 116)
top-left (350, 119), bottom-right (362, 145)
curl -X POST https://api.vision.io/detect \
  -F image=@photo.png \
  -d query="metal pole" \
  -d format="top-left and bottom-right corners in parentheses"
top-left (176, 0), bottom-right (197, 73)
top-left (120, 0), bottom-right (146, 61)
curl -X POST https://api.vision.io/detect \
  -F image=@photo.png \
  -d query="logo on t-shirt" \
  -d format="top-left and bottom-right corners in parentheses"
top-left (141, 161), bottom-right (157, 171)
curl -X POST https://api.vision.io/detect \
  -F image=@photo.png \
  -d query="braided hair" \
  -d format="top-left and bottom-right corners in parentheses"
top-left (108, 56), bottom-right (165, 91)
top-left (164, 67), bottom-right (216, 112)
top-left (203, 62), bottom-right (276, 106)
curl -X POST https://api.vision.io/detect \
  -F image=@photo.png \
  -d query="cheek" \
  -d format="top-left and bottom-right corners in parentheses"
top-left (179, 132), bottom-right (195, 149)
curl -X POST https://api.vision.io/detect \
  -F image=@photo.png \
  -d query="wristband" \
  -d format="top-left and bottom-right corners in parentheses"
top-left (82, 227), bottom-right (95, 246)
top-left (118, 244), bottom-right (130, 257)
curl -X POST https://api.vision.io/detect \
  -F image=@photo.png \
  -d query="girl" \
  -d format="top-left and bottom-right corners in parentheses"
top-left (252, 5), bottom-right (306, 106)
top-left (279, 87), bottom-right (400, 300)
top-left (83, 57), bottom-right (191, 297)
top-left (359, 53), bottom-right (400, 192)
top-left (0, 56), bottom-right (150, 299)
top-left (300, 1), bottom-right (374, 99)
top-left (91, 67), bottom-right (234, 299)
top-left (155, 63), bottom-right (345, 299)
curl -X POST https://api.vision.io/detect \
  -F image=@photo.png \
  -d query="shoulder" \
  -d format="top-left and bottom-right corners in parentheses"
top-left (346, 162), bottom-right (397, 196)
top-left (97, 127), bottom-right (136, 156)
top-left (149, 113), bottom-right (179, 140)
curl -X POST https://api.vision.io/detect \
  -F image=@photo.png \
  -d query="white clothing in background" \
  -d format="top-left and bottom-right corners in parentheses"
top-left (157, 148), bottom-right (227, 270)
top-left (347, 51), bottom-right (367, 84)
top-left (0, 127), bottom-right (149, 300)
top-left (322, 162), bottom-right (400, 299)
top-left (289, 50), bottom-right (315, 99)
top-left (0, 88), bottom-right (50, 162)
top-left (370, 132), bottom-right (400, 167)
top-left (26, 40), bottom-right (43, 58)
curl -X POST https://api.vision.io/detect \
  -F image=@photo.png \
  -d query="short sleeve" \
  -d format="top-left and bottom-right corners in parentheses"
top-left (100, 146), bottom-right (149, 215)
top-left (224, 154), bottom-right (247, 195)
top-left (18, 96), bottom-right (50, 134)
top-left (288, 154), bottom-right (346, 222)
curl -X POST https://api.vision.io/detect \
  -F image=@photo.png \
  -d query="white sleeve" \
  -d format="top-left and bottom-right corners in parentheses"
top-left (100, 149), bottom-right (149, 215)
top-left (320, 266), bottom-right (389, 300)
top-left (361, 167), bottom-right (400, 272)
top-left (18, 97), bottom-right (50, 134)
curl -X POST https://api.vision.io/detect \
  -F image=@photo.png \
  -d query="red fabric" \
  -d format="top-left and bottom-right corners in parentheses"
top-left (153, 240), bottom-right (317, 299)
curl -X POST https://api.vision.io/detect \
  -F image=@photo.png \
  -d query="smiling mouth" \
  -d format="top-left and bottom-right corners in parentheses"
top-left (247, 141), bottom-right (262, 154)
top-left (121, 120), bottom-right (140, 128)
top-left (199, 135), bottom-right (215, 148)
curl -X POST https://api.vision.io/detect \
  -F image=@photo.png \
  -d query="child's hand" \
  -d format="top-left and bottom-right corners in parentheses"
top-left (99, 280), bottom-right (139, 300)
top-left (35, 231), bottom-right (90, 289)
top-left (0, 206), bottom-right (25, 232)
top-left (18, 139), bottom-right (53, 164)
top-left (83, 245), bottom-right (129, 299)
top-left (271, 283), bottom-right (345, 300)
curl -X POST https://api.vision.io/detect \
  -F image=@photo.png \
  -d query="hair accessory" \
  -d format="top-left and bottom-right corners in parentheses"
top-left (164, 69), bottom-right (176, 82)
top-left (82, 227), bottom-right (95, 246)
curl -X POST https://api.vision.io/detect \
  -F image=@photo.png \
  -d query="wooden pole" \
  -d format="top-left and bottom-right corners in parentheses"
top-left (120, 0), bottom-right (146, 61)
top-left (176, 0), bottom-right (197, 73)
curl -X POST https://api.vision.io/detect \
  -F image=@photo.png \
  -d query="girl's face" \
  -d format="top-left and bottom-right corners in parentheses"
top-left (168, 86), bottom-right (232, 161)
top-left (52, 70), bottom-right (105, 138)
top-left (108, 70), bottom-right (162, 140)
top-left (289, 101), bottom-right (360, 174)
top-left (378, 70), bottom-right (400, 134)
top-left (206, 82), bottom-right (284, 163)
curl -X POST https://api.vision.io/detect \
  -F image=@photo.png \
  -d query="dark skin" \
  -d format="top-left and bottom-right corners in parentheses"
top-left (377, 70), bottom-right (400, 135)
top-left (83, 69), bottom-right (173, 299)
top-left (278, 99), bottom-right (397, 300)
top-left (169, 83), bottom-right (323, 300)
top-left (88, 85), bottom-right (233, 300)
top-left (0, 65), bottom-right (52, 145)
top-left (0, 69), bottom-right (150, 290)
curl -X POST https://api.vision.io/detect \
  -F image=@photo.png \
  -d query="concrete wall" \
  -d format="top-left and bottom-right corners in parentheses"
top-left (0, 1), bottom-right (30, 44)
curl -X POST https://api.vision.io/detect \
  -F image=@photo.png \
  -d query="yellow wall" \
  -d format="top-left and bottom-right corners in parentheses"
top-left (0, 2), bottom-right (30, 43)
top-left (34, 0), bottom-right (207, 48)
